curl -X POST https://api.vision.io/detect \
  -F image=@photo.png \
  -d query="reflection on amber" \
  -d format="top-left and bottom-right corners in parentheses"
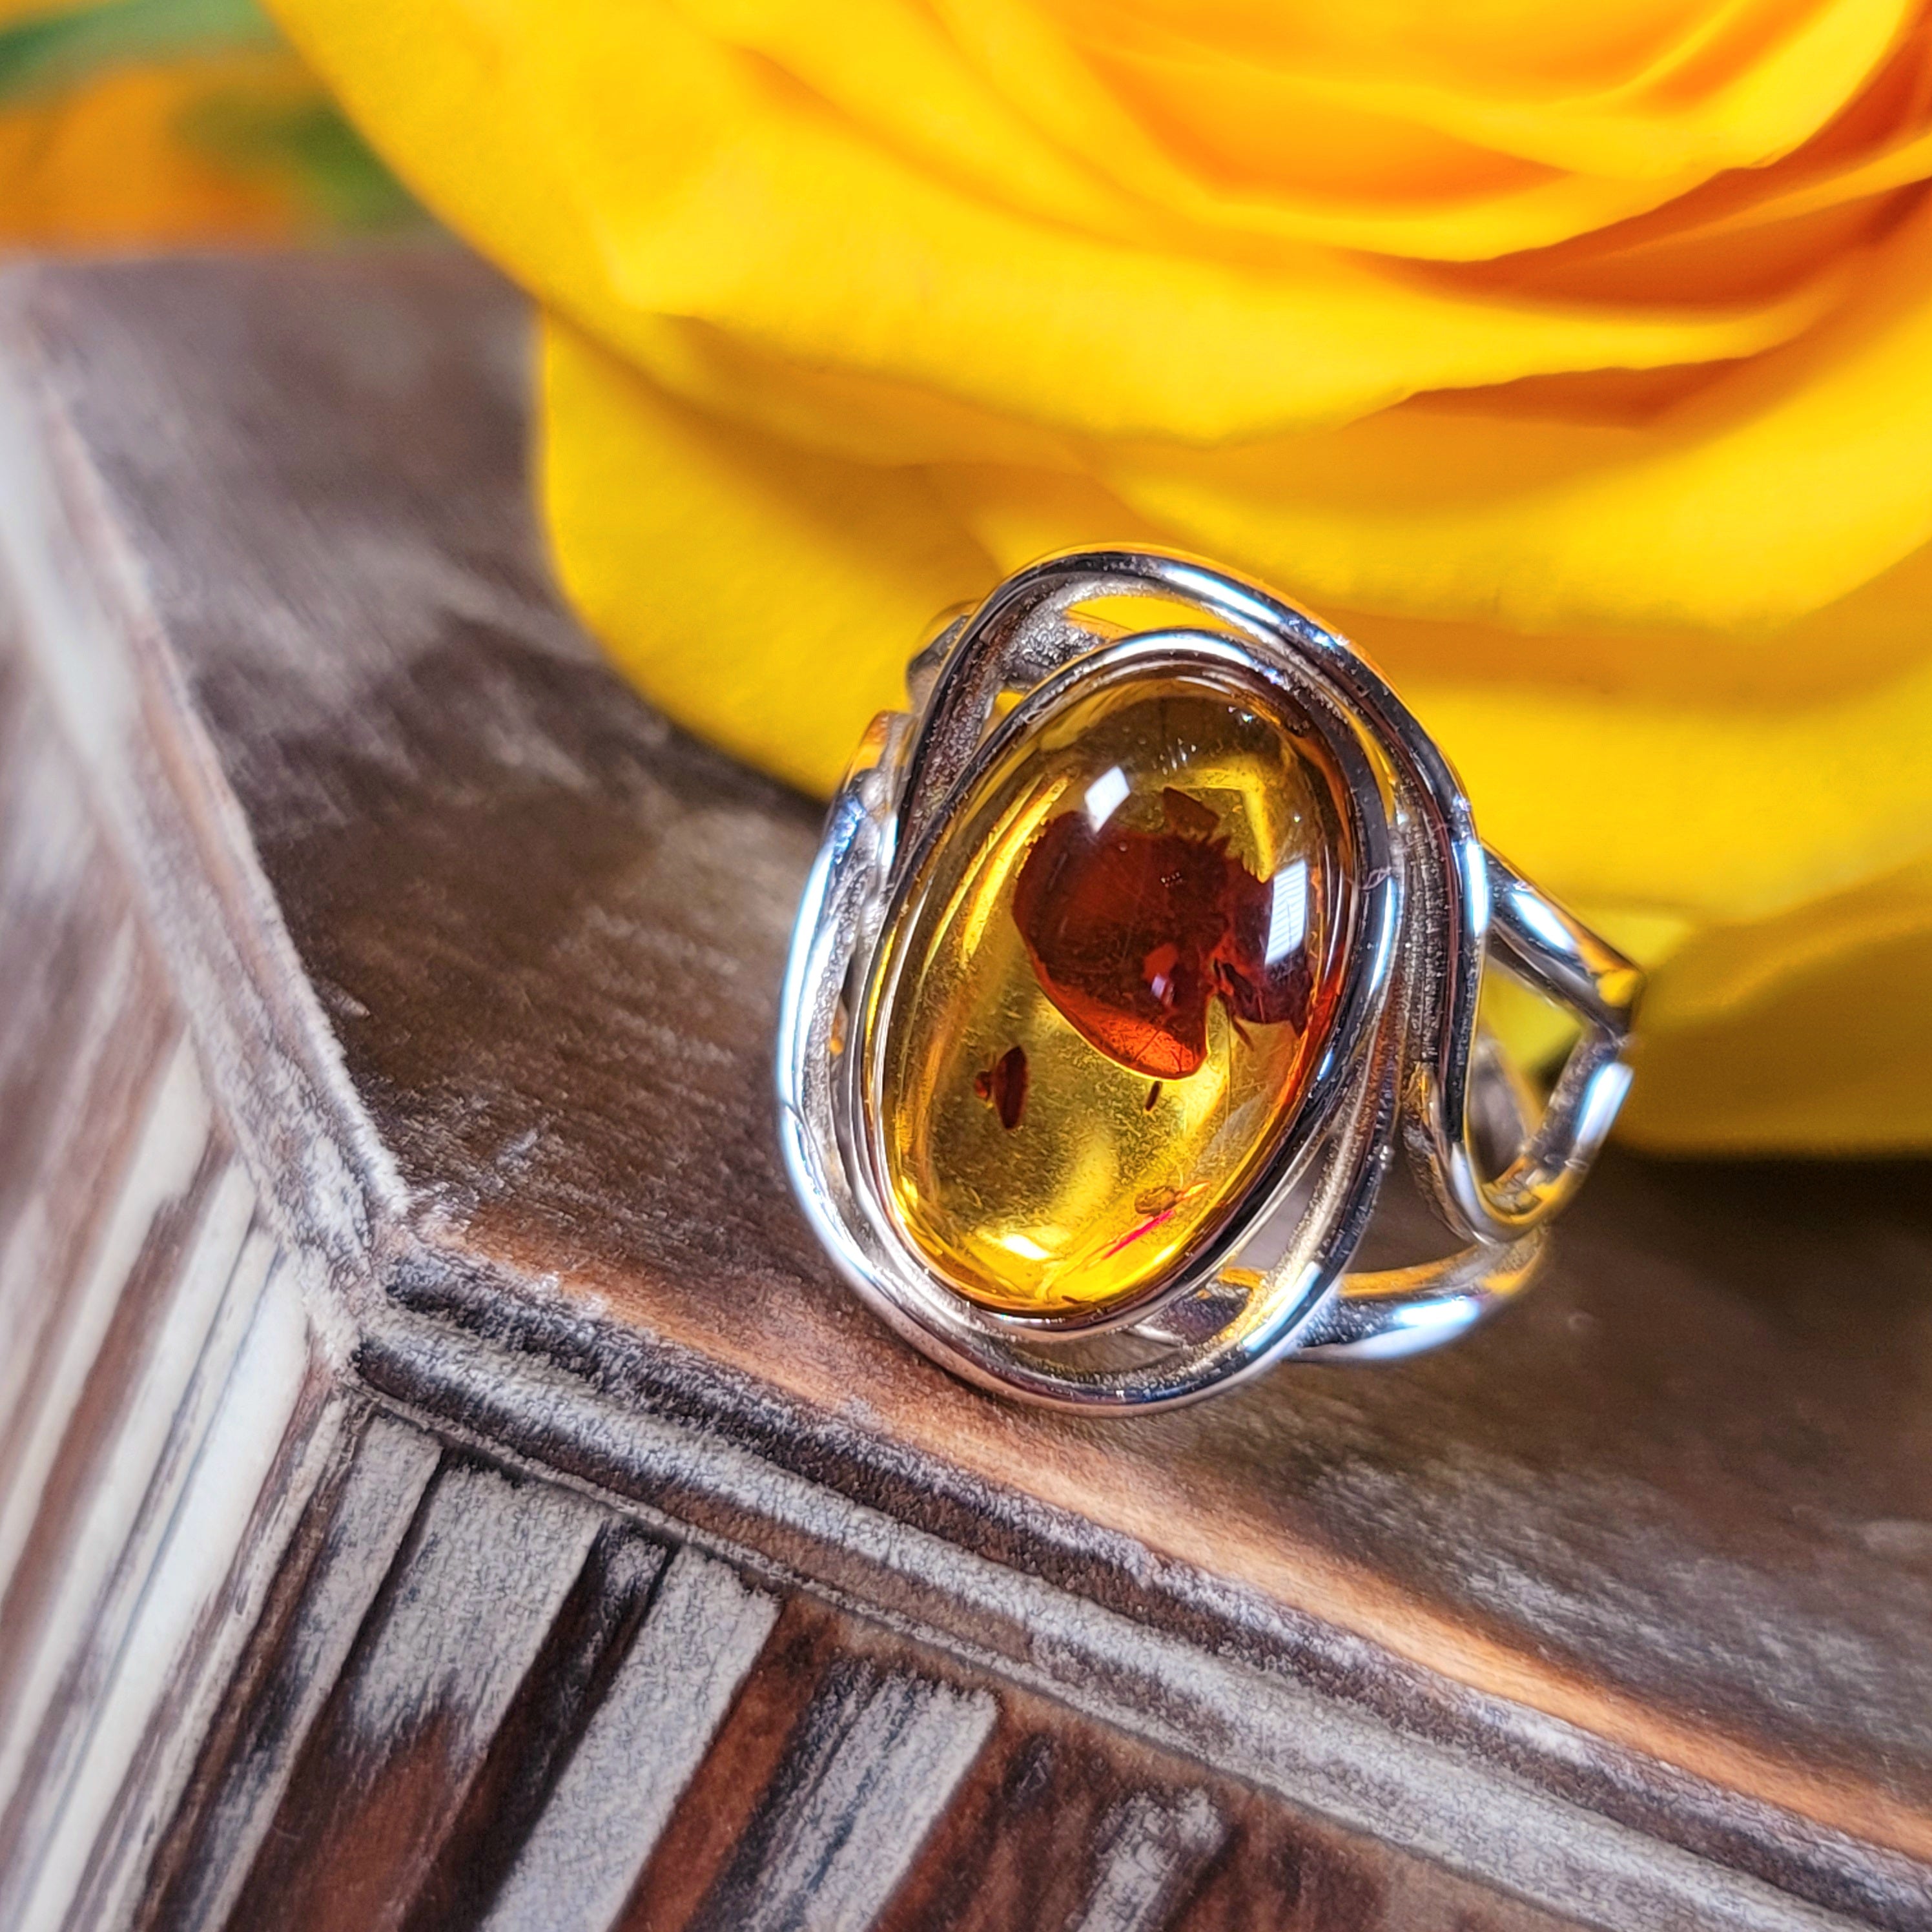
top-left (874, 670), bottom-right (1352, 1317)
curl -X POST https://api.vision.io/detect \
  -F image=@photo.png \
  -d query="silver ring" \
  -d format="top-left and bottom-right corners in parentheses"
top-left (777, 550), bottom-right (1641, 1412)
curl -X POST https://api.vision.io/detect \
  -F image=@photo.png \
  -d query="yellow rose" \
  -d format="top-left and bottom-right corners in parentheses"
top-left (267, 0), bottom-right (1932, 1151)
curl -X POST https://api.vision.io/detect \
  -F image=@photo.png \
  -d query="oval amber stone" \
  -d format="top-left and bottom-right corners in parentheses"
top-left (872, 666), bottom-right (1354, 1317)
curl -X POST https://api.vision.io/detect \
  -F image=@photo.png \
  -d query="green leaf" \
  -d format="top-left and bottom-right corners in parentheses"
top-left (178, 85), bottom-right (430, 234)
top-left (0, 0), bottom-right (276, 108)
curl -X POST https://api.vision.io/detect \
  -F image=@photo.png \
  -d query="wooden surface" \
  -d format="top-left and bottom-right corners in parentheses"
top-left (0, 249), bottom-right (1928, 1931)
top-left (0, 639), bottom-right (330, 1932)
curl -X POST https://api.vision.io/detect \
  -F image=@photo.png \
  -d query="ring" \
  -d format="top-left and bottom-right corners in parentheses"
top-left (777, 550), bottom-right (1641, 1412)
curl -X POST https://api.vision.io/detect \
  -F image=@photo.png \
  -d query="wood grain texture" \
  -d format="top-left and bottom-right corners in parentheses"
top-left (475, 1545), bottom-right (776, 1932)
top-left (10, 1247), bottom-right (316, 1932)
top-left (217, 1457), bottom-right (602, 1932)
top-left (398, 1519), bottom-right (672, 1932)
top-left (0, 642), bottom-right (345, 1932)
top-left (0, 1191), bottom-right (264, 1907)
top-left (0, 249), bottom-right (1927, 1930)
top-left (141, 1408), bottom-right (443, 1932)
top-left (684, 1663), bottom-right (994, 1932)
top-left (629, 1588), bottom-right (1595, 1932)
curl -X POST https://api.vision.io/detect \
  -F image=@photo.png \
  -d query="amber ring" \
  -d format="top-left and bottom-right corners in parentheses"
top-left (777, 550), bottom-right (1641, 1412)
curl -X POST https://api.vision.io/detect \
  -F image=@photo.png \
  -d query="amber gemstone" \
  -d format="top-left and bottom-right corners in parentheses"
top-left (872, 667), bottom-right (1353, 1317)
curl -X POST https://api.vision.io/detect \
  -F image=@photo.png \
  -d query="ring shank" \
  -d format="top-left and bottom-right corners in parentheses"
top-left (1285, 849), bottom-right (1638, 1361)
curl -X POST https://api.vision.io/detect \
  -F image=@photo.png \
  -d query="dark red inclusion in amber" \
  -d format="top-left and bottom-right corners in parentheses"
top-left (973, 1044), bottom-right (1029, 1130)
top-left (1011, 788), bottom-right (1311, 1080)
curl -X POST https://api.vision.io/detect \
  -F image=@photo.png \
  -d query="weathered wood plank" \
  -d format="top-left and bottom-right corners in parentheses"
top-left (139, 1405), bottom-right (442, 1932)
top-left (0, 807), bottom-right (183, 1562)
top-left (677, 1656), bottom-right (995, 1932)
top-left (55, 1266), bottom-right (335, 1932)
top-left (870, 1649), bottom-right (1598, 1932)
top-left (0, 663), bottom-right (133, 1237)
top-left (0, 898), bottom-right (165, 1397)
top-left (476, 1543), bottom-right (777, 1932)
top-left (0, 1038), bottom-right (218, 1617)
top-left (216, 1456), bottom-right (603, 1932)
top-left (11, 1244), bottom-right (314, 1932)
top-left (615, 1599), bottom-right (872, 1931)
top-left (0, 1195), bottom-right (266, 1919)
top-left (354, 1290), bottom-right (1906, 1932)
top-left (1071, 1789), bottom-right (1228, 1932)
top-left (402, 1521), bottom-right (670, 1932)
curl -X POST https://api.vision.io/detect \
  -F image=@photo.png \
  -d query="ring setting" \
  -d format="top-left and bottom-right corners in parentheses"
top-left (777, 550), bottom-right (1641, 1412)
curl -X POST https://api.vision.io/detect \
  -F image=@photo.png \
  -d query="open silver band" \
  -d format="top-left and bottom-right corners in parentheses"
top-left (777, 549), bottom-right (1641, 1412)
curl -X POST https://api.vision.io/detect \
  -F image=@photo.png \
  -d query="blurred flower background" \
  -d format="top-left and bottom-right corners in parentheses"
top-left (0, 0), bottom-right (415, 247)
top-left (12, 0), bottom-right (1932, 1156)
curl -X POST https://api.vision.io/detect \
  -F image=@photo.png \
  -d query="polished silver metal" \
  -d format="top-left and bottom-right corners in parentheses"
top-left (776, 549), bottom-right (1641, 1412)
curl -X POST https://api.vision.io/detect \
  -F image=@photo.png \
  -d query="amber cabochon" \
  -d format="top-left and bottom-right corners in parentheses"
top-left (870, 665), bottom-right (1355, 1317)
